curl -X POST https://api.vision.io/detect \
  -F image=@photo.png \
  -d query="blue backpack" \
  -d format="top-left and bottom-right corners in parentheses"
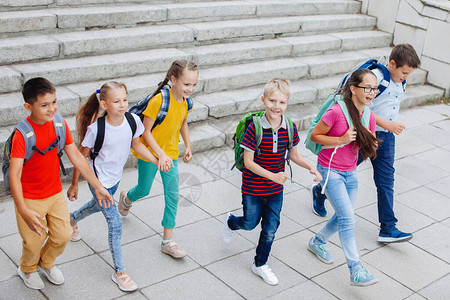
top-left (338, 58), bottom-right (406, 97)
top-left (2, 113), bottom-right (67, 189)
top-left (129, 87), bottom-right (193, 131)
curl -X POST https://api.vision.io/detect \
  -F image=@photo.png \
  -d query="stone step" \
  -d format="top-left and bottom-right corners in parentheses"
top-left (0, 0), bottom-right (239, 11)
top-left (0, 9), bottom-right (56, 34)
top-left (0, 1), bottom-right (360, 33)
top-left (0, 27), bottom-right (391, 66)
top-left (0, 13), bottom-right (375, 61)
top-left (2, 35), bottom-right (390, 94)
top-left (0, 48), bottom-right (429, 128)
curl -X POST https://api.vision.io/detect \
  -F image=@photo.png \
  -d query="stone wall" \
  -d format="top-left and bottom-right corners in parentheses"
top-left (358, 0), bottom-right (450, 96)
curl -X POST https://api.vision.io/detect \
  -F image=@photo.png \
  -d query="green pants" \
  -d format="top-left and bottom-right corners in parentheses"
top-left (127, 159), bottom-right (179, 229)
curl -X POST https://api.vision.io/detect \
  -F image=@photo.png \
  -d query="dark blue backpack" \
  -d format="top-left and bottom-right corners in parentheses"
top-left (129, 87), bottom-right (193, 131)
top-left (338, 58), bottom-right (406, 97)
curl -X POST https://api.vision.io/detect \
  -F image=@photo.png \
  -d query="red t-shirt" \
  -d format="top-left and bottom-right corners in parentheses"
top-left (10, 116), bottom-right (73, 199)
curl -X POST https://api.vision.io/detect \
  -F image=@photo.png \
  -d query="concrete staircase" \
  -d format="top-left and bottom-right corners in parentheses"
top-left (0, 0), bottom-right (444, 195)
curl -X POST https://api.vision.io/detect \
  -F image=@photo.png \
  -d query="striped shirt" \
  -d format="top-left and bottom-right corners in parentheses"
top-left (240, 114), bottom-right (299, 196)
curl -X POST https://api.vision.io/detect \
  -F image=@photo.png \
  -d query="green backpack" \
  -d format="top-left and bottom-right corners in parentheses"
top-left (231, 112), bottom-right (295, 173)
top-left (304, 93), bottom-right (371, 155)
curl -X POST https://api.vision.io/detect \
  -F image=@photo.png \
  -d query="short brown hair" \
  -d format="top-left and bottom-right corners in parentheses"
top-left (22, 77), bottom-right (56, 104)
top-left (389, 44), bottom-right (421, 69)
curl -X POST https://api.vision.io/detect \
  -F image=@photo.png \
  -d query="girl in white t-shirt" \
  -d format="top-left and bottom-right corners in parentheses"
top-left (67, 81), bottom-right (159, 292)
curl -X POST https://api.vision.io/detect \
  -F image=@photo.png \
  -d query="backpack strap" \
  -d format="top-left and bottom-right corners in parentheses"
top-left (337, 100), bottom-right (353, 128)
top-left (52, 113), bottom-right (67, 176)
top-left (186, 96), bottom-right (193, 113)
top-left (285, 116), bottom-right (295, 183)
top-left (15, 119), bottom-right (36, 162)
top-left (253, 116), bottom-right (262, 156)
top-left (124, 112), bottom-right (137, 146)
top-left (369, 63), bottom-right (391, 98)
top-left (91, 115), bottom-right (106, 177)
top-left (361, 106), bottom-right (371, 127)
top-left (151, 88), bottom-right (170, 131)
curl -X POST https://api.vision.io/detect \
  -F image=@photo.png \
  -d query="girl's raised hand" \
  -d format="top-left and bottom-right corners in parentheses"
top-left (183, 147), bottom-right (192, 163)
top-left (67, 184), bottom-right (78, 201)
top-left (340, 127), bottom-right (357, 145)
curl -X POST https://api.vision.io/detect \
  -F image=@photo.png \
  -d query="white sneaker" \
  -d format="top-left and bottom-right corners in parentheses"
top-left (252, 262), bottom-right (279, 285)
top-left (17, 267), bottom-right (44, 290)
top-left (222, 212), bottom-right (234, 243)
top-left (41, 266), bottom-right (64, 285)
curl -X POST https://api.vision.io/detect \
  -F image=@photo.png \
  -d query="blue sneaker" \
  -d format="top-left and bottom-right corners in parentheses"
top-left (350, 268), bottom-right (379, 287)
top-left (307, 237), bottom-right (334, 264)
top-left (311, 184), bottom-right (327, 217)
top-left (377, 229), bottom-right (413, 243)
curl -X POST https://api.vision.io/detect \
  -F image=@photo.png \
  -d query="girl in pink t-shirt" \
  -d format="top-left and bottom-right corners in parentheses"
top-left (307, 69), bottom-right (380, 287)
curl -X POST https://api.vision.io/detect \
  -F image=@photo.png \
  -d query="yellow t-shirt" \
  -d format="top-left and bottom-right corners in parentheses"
top-left (132, 89), bottom-right (190, 161)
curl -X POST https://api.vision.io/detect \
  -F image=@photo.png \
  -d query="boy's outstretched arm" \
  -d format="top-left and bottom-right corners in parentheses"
top-left (243, 149), bottom-right (288, 185)
top-left (131, 138), bottom-right (159, 167)
top-left (64, 142), bottom-right (113, 207)
top-left (289, 147), bottom-right (322, 182)
top-left (180, 119), bottom-right (192, 163)
top-left (67, 146), bottom-right (90, 201)
top-left (9, 157), bottom-right (46, 236)
top-left (373, 112), bottom-right (405, 135)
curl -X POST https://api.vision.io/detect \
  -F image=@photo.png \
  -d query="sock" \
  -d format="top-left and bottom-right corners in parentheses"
top-left (122, 196), bottom-right (132, 207)
top-left (162, 238), bottom-right (172, 246)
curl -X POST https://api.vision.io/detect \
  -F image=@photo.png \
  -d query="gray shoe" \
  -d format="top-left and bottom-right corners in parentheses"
top-left (118, 190), bottom-right (131, 216)
top-left (17, 267), bottom-right (44, 290)
top-left (41, 266), bottom-right (64, 285)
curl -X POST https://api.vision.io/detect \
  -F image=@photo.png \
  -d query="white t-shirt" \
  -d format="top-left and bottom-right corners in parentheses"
top-left (82, 113), bottom-right (144, 188)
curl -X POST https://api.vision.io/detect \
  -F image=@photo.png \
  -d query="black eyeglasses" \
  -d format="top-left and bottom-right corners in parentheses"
top-left (355, 86), bottom-right (380, 94)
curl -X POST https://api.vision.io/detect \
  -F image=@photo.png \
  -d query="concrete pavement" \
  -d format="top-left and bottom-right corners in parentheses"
top-left (0, 103), bottom-right (449, 300)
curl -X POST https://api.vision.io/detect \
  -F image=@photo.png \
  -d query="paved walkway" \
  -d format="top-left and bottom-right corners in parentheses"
top-left (1, 104), bottom-right (449, 300)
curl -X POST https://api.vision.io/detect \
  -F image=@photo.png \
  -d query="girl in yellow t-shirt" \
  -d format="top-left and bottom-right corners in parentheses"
top-left (119, 60), bottom-right (198, 258)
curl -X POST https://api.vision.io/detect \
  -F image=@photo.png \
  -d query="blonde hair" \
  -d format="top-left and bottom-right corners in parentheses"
top-left (76, 81), bottom-right (127, 142)
top-left (263, 78), bottom-right (290, 98)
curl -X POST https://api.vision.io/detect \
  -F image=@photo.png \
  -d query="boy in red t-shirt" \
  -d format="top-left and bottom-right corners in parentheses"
top-left (9, 77), bottom-right (113, 290)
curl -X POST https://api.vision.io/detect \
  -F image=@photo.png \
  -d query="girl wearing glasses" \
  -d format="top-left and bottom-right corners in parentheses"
top-left (308, 69), bottom-right (380, 286)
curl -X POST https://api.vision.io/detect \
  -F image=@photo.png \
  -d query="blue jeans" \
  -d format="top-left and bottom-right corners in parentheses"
top-left (71, 182), bottom-right (125, 273)
top-left (228, 192), bottom-right (283, 267)
top-left (370, 132), bottom-right (397, 234)
top-left (357, 131), bottom-right (397, 234)
top-left (314, 164), bottom-right (361, 274)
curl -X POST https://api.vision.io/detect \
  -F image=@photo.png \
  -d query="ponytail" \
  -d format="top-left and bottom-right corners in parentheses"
top-left (76, 81), bottom-right (127, 143)
top-left (342, 69), bottom-right (378, 160)
top-left (149, 60), bottom-right (198, 100)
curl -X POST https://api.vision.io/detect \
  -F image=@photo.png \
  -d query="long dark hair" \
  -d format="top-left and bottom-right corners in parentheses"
top-left (149, 60), bottom-right (198, 100)
top-left (76, 81), bottom-right (127, 143)
top-left (342, 69), bottom-right (378, 160)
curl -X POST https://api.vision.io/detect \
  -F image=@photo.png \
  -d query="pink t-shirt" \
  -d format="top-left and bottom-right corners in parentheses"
top-left (318, 104), bottom-right (376, 171)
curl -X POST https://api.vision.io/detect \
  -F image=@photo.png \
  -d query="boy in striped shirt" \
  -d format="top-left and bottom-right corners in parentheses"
top-left (222, 78), bottom-right (322, 285)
